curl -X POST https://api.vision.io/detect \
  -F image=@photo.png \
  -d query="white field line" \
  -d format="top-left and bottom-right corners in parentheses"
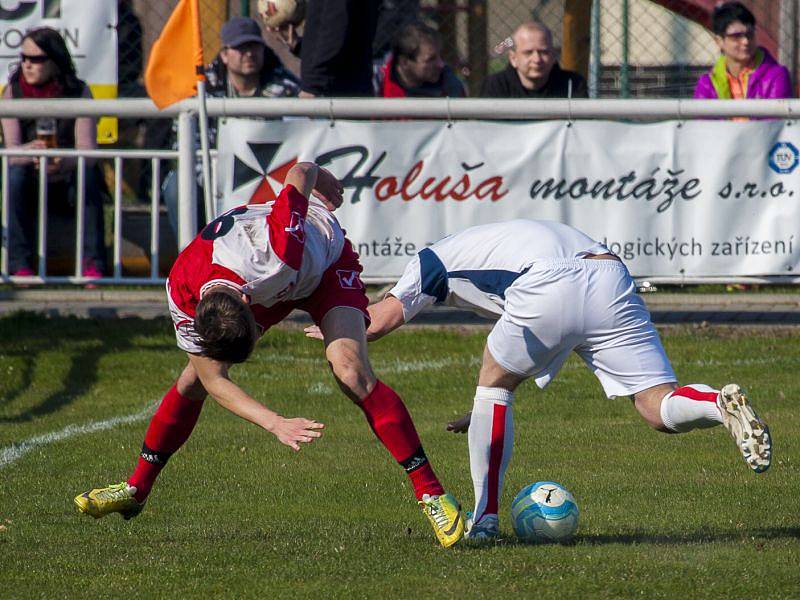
top-left (2, 351), bottom-right (795, 470)
top-left (0, 401), bottom-right (157, 470)
top-left (265, 352), bottom-right (800, 374)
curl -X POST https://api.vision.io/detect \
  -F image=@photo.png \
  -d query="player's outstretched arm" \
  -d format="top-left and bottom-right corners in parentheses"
top-left (304, 295), bottom-right (406, 342)
top-left (187, 353), bottom-right (324, 451)
top-left (365, 295), bottom-right (406, 341)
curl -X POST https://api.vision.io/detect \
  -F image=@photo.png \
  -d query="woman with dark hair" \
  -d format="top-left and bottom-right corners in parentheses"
top-left (694, 1), bottom-right (792, 100)
top-left (1, 27), bottom-right (106, 279)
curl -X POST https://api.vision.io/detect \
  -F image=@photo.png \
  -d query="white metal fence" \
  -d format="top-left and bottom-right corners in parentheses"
top-left (1, 97), bottom-right (800, 286)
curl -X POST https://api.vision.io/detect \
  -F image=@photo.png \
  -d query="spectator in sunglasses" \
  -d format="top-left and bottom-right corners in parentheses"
top-left (694, 1), bottom-right (792, 100)
top-left (1, 27), bottom-right (107, 279)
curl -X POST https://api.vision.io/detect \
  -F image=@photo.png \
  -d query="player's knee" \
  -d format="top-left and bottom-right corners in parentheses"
top-left (328, 351), bottom-right (373, 400)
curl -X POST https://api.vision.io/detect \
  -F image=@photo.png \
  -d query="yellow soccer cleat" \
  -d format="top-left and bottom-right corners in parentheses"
top-left (74, 482), bottom-right (144, 520)
top-left (419, 492), bottom-right (464, 548)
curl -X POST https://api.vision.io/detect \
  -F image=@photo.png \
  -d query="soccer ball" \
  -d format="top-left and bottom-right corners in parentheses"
top-left (257, 0), bottom-right (306, 28)
top-left (510, 481), bottom-right (579, 543)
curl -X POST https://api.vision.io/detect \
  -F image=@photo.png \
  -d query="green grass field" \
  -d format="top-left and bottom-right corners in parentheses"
top-left (1, 313), bottom-right (799, 598)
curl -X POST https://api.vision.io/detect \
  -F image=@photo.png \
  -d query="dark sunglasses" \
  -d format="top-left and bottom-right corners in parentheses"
top-left (20, 53), bottom-right (50, 64)
top-left (724, 28), bottom-right (755, 40)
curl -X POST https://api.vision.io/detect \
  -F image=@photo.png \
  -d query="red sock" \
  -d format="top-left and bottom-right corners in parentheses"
top-left (358, 380), bottom-right (444, 500)
top-left (128, 384), bottom-right (204, 502)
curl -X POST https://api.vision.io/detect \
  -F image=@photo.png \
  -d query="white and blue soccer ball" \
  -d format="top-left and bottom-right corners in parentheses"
top-left (510, 481), bottom-right (579, 543)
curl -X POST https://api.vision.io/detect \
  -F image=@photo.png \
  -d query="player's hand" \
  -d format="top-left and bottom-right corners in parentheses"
top-left (311, 167), bottom-right (343, 211)
top-left (272, 417), bottom-right (324, 451)
top-left (446, 411), bottom-right (472, 433)
top-left (304, 325), bottom-right (324, 340)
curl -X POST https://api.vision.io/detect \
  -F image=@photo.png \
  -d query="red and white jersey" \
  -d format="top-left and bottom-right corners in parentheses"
top-left (166, 184), bottom-right (344, 353)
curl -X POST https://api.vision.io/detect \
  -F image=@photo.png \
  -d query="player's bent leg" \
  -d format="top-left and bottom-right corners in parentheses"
top-left (637, 382), bottom-right (771, 473)
top-left (321, 307), bottom-right (464, 547)
top-left (321, 306), bottom-right (375, 401)
top-left (465, 345), bottom-right (526, 540)
top-left (75, 362), bottom-right (208, 520)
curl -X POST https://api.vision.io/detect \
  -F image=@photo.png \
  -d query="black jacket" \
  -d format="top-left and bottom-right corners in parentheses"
top-left (301, 0), bottom-right (378, 96)
top-left (480, 63), bottom-right (588, 99)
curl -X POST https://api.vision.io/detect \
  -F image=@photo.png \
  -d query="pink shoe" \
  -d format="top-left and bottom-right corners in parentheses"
top-left (12, 267), bottom-right (35, 277)
top-left (81, 259), bottom-right (103, 279)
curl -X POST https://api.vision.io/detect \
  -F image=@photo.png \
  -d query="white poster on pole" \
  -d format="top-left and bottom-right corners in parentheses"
top-left (0, 0), bottom-right (118, 142)
top-left (216, 118), bottom-right (800, 281)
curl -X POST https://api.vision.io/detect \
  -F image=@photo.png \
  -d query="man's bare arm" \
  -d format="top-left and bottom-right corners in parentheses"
top-left (284, 162), bottom-right (343, 210)
top-left (304, 295), bottom-right (406, 342)
top-left (365, 295), bottom-right (406, 341)
top-left (187, 353), bottom-right (323, 451)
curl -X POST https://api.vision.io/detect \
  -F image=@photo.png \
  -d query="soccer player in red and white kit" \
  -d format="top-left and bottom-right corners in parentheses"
top-left (74, 162), bottom-right (465, 547)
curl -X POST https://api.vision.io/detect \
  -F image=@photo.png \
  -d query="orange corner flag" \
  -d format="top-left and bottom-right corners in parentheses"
top-left (145, 0), bottom-right (204, 109)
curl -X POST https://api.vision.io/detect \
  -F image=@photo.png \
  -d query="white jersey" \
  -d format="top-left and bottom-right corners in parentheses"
top-left (389, 219), bottom-right (610, 320)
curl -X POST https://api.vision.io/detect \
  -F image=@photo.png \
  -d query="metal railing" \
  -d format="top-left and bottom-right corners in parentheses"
top-left (1, 97), bottom-right (800, 287)
top-left (2, 96), bottom-right (798, 119)
top-left (0, 147), bottom-right (176, 284)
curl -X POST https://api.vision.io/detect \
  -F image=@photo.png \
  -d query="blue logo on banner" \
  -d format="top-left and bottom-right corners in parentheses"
top-left (768, 142), bottom-right (799, 174)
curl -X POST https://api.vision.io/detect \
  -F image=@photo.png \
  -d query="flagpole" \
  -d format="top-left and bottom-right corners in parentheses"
top-left (191, 0), bottom-right (214, 222)
top-left (197, 78), bottom-right (214, 221)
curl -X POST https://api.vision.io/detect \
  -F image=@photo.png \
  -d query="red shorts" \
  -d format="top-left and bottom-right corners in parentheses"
top-left (249, 239), bottom-right (369, 333)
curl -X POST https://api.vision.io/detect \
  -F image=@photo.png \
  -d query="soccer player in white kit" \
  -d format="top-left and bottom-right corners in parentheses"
top-left (317, 219), bottom-right (772, 540)
top-left (74, 162), bottom-right (464, 547)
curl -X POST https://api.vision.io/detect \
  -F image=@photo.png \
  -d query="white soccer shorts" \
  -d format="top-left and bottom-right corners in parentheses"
top-left (487, 258), bottom-right (676, 398)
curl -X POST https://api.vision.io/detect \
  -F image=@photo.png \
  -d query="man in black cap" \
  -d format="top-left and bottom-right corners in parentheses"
top-left (213, 16), bottom-right (298, 98)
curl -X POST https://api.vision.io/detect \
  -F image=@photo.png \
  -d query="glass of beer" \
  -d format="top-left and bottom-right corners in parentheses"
top-left (35, 117), bottom-right (57, 148)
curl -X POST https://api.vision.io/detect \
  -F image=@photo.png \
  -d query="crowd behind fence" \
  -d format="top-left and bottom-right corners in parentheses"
top-left (122, 1), bottom-right (799, 100)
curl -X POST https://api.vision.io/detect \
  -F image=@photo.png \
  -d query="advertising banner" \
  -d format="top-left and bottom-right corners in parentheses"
top-left (0, 0), bottom-right (118, 142)
top-left (216, 118), bottom-right (800, 281)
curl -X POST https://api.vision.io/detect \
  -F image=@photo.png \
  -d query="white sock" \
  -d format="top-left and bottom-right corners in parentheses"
top-left (468, 386), bottom-right (514, 523)
top-left (660, 384), bottom-right (723, 433)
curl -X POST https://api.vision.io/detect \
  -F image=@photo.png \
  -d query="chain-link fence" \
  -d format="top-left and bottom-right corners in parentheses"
top-left (411, 0), bottom-right (796, 98)
top-left (122, 1), bottom-right (797, 102)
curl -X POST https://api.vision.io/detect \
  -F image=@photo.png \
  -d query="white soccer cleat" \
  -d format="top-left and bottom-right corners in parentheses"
top-left (717, 384), bottom-right (771, 473)
top-left (464, 512), bottom-right (499, 541)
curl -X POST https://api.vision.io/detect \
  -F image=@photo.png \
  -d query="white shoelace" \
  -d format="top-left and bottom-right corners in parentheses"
top-left (427, 499), bottom-right (449, 528)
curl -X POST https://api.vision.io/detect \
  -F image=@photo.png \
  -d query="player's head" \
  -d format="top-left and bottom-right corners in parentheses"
top-left (195, 287), bottom-right (258, 364)
top-left (392, 21), bottom-right (445, 87)
top-left (712, 2), bottom-right (757, 64)
top-left (510, 22), bottom-right (556, 86)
